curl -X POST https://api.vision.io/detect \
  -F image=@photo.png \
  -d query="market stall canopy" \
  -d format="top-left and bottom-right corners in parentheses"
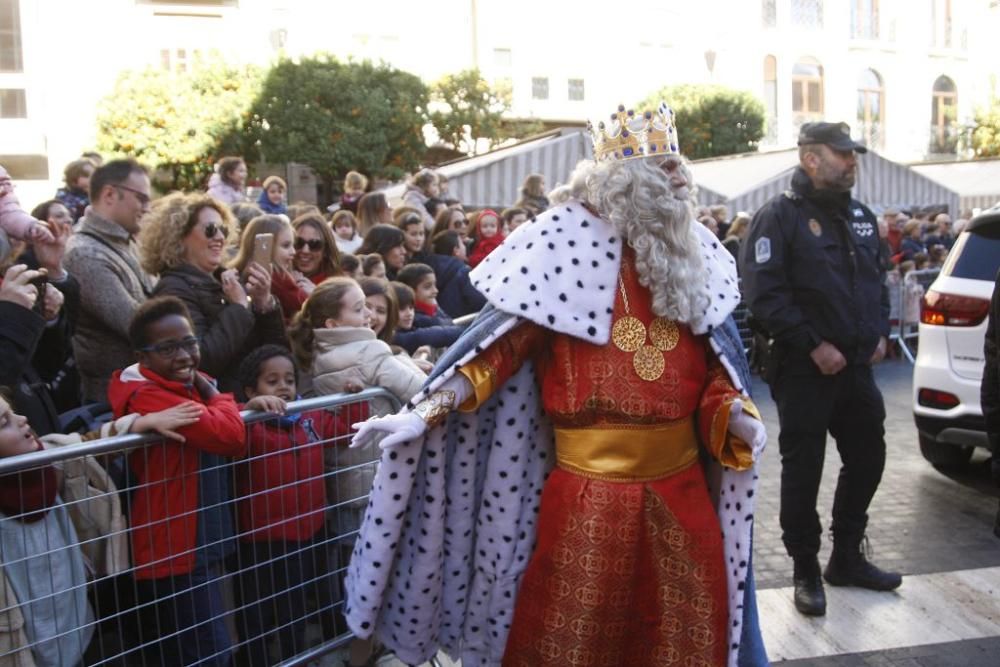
top-left (692, 148), bottom-right (960, 217)
top-left (909, 157), bottom-right (1000, 214)
top-left (384, 128), bottom-right (593, 210)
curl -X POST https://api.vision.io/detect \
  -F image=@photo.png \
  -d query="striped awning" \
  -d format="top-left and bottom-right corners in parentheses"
top-left (385, 128), bottom-right (594, 210)
top-left (693, 149), bottom-right (961, 216)
top-left (909, 157), bottom-right (1000, 214)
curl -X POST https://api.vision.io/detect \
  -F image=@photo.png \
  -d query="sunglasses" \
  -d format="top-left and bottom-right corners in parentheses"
top-left (294, 238), bottom-right (323, 251)
top-left (201, 223), bottom-right (229, 239)
top-left (139, 336), bottom-right (200, 358)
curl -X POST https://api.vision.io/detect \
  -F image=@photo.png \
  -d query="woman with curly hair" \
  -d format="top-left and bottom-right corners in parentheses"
top-left (142, 192), bottom-right (286, 392)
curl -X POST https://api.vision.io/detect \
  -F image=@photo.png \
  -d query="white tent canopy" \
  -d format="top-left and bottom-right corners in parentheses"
top-left (692, 149), bottom-right (961, 216)
top-left (384, 128), bottom-right (593, 210)
top-left (909, 157), bottom-right (1000, 214)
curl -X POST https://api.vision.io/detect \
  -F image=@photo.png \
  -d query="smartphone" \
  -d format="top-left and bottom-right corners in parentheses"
top-left (28, 274), bottom-right (48, 314)
top-left (252, 233), bottom-right (273, 270)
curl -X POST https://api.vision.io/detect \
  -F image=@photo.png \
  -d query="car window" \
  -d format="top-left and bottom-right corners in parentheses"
top-left (942, 233), bottom-right (1000, 281)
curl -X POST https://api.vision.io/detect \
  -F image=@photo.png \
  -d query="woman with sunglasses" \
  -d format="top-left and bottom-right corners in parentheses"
top-left (292, 212), bottom-right (342, 285)
top-left (142, 192), bottom-right (286, 393)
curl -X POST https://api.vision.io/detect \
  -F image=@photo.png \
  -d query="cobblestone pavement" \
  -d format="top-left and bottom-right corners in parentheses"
top-left (750, 357), bottom-right (1000, 664)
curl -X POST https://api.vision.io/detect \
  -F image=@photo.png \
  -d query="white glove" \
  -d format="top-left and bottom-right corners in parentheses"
top-left (728, 399), bottom-right (767, 462)
top-left (351, 412), bottom-right (427, 450)
top-left (350, 373), bottom-right (474, 450)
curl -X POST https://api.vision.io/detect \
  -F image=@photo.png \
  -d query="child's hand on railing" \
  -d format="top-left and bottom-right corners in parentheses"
top-left (133, 401), bottom-right (204, 442)
top-left (244, 395), bottom-right (288, 415)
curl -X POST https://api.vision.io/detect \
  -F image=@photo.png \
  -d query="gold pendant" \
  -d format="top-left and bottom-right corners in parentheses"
top-left (612, 316), bottom-right (646, 352)
top-left (633, 345), bottom-right (665, 382)
top-left (649, 318), bottom-right (679, 352)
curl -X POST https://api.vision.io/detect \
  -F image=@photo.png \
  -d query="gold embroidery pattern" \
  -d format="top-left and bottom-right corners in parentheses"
top-left (504, 482), bottom-right (725, 666)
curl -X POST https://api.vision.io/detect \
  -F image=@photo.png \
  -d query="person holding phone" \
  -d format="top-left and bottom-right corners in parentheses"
top-left (140, 193), bottom-right (287, 393)
top-left (230, 214), bottom-right (309, 323)
top-left (0, 263), bottom-right (67, 436)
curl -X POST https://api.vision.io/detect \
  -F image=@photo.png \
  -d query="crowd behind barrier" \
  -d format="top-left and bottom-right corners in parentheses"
top-left (0, 151), bottom-right (966, 667)
top-left (0, 389), bottom-right (402, 667)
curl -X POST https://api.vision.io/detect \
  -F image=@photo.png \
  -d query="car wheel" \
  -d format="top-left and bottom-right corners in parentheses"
top-left (918, 433), bottom-right (974, 468)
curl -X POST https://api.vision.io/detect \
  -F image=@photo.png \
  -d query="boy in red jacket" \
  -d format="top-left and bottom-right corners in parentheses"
top-left (107, 296), bottom-right (246, 666)
top-left (233, 344), bottom-right (365, 666)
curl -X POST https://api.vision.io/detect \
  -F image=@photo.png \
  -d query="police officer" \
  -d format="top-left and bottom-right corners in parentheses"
top-left (740, 121), bottom-right (901, 617)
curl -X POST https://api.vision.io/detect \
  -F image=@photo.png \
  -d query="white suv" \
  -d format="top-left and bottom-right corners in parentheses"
top-left (912, 210), bottom-right (1000, 466)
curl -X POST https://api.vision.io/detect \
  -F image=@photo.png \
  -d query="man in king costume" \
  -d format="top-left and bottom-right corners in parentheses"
top-left (346, 102), bottom-right (771, 667)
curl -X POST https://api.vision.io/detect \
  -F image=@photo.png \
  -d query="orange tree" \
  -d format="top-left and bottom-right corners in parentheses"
top-left (95, 56), bottom-right (264, 191)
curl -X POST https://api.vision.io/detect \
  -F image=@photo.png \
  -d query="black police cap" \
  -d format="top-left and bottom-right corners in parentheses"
top-left (797, 121), bottom-right (868, 153)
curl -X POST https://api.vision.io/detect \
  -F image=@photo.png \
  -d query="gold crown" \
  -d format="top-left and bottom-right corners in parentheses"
top-left (588, 102), bottom-right (680, 163)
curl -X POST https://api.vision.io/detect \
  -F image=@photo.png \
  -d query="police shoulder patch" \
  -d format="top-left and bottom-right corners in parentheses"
top-left (755, 237), bottom-right (771, 263)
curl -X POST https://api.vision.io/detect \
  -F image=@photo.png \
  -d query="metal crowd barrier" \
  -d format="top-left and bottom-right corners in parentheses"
top-left (0, 388), bottom-right (451, 667)
top-left (887, 267), bottom-right (940, 363)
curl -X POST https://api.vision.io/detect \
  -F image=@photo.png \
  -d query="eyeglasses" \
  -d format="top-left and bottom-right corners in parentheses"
top-left (201, 223), bottom-right (229, 239)
top-left (114, 184), bottom-right (151, 206)
top-left (139, 336), bottom-right (200, 358)
top-left (294, 237), bottom-right (323, 251)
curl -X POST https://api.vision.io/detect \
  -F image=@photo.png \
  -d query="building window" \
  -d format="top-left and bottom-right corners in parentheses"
top-left (137, 0), bottom-right (238, 5)
top-left (494, 48), bottom-right (512, 68)
top-left (0, 88), bottom-right (26, 118)
top-left (931, 0), bottom-right (953, 47)
top-left (762, 0), bottom-right (777, 27)
top-left (857, 69), bottom-right (884, 150)
top-left (791, 0), bottom-right (823, 29)
top-left (851, 0), bottom-right (879, 39)
top-left (531, 77), bottom-right (549, 100)
top-left (763, 55), bottom-right (778, 143)
top-left (0, 0), bottom-right (23, 72)
top-left (930, 75), bottom-right (958, 154)
top-left (568, 78), bottom-right (585, 101)
top-left (792, 58), bottom-right (824, 130)
top-left (160, 48), bottom-right (202, 73)
top-left (0, 154), bottom-right (48, 180)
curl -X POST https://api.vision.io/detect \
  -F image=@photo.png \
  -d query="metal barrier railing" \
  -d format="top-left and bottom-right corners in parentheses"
top-left (0, 388), bottom-right (403, 667)
top-left (888, 267), bottom-right (940, 363)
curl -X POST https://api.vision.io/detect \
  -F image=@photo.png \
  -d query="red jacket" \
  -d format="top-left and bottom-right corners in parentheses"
top-left (468, 233), bottom-right (504, 269)
top-left (270, 269), bottom-right (309, 322)
top-left (107, 365), bottom-right (245, 580)
top-left (236, 408), bottom-right (350, 543)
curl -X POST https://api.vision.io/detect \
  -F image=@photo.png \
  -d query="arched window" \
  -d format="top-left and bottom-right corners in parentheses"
top-left (763, 55), bottom-right (778, 143)
top-left (930, 75), bottom-right (957, 154)
top-left (857, 69), bottom-right (884, 149)
top-left (792, 58), bottom-right (824, 130)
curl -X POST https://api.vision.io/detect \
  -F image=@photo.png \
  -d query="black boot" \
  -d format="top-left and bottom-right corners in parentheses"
top-left (792, 556), bottom-right (826, 616)
top-left (824, 537), bottom-right (902, 591)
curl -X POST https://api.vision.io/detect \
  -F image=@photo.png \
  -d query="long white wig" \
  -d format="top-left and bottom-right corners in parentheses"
top-left (569, 157), bottom-right (710, 324)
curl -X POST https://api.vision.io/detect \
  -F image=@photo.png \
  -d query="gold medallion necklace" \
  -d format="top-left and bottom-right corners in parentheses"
top-left (611, 268), bottom-right (680, 382)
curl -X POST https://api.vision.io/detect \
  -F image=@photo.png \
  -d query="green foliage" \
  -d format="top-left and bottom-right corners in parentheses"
top-left (967, 100), bottom-right (1000, 157)
top-left (95, 56), bottom-right (264, 191)
top-left (243, 54), bottom-right (429, 186)
top-left (638, 84), bottom-right (766, 160)
top-left (429, 69), bottom-right (510, 154)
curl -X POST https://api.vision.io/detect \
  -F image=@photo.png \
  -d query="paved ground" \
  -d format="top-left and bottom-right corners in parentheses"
top-left (750, 357), bottom-right (1000, 665)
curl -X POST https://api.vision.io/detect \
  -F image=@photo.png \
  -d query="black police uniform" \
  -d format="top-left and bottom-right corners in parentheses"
top-left (740, 166), bottom-right (890, 559)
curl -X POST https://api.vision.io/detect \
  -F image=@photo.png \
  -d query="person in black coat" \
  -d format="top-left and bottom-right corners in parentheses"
top-left (981, 268), bottom-right (1000, 537)
top-left (411, 230), bottom-right (486, 319)
top-left (0, 264), bottom-right (66, 436)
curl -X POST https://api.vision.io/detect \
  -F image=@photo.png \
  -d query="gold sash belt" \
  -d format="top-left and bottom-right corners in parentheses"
top-left (554, 418), bottom-right (699, 482)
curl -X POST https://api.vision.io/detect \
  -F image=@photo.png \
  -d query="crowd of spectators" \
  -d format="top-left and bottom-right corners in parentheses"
top-left (0, 154), bottom-right (554, 666)
top-left (1, 148), bottom-right (975, 664)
